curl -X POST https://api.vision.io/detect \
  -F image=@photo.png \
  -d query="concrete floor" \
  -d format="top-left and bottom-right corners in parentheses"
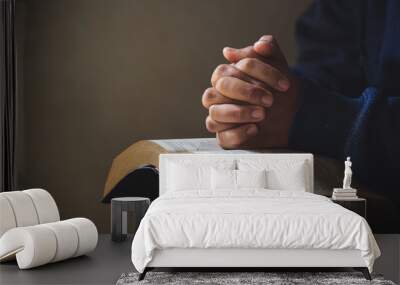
top-left (1, 234), bottom-right (399, 285)
top-left (0, 235), bottom-right (134, 285)
top-left (374, 234), bottom-right (400, 284)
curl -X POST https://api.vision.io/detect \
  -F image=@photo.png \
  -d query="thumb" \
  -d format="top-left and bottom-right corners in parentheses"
top-left (222, 46), bottom-right (260, 63)
top-left (253, 35), bottom-right (287, 64)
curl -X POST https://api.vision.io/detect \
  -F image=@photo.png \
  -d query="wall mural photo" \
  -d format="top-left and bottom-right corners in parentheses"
top-left (1, 1), bottom-right (399, 284)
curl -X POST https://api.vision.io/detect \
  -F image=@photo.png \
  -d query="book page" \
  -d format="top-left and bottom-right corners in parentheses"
top-left (150, 138), bottom-right (222, 152)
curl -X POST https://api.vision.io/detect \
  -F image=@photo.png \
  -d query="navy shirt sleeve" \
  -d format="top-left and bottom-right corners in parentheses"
top-left (289, 0), bottom-right (400, 195)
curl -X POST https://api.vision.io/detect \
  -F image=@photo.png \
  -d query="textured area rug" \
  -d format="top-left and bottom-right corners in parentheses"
top-left (117, 272), bottom-right (396, 285)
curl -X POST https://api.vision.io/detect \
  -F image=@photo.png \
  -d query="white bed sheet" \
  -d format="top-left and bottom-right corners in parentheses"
top-left (131, 190), bottom-right (380, 273)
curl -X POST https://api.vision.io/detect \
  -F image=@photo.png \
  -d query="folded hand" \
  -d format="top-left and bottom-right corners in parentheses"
top-left (202, 35), bottom-right (299, 149)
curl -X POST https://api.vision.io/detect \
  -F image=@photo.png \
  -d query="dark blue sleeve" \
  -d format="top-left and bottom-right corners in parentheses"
top-left (289, 0), bottom-right (400, 193)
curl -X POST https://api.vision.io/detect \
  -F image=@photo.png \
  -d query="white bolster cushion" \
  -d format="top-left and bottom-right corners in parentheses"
top-left (0, 225), bottom-right (57, 268)
top-left (0, 196), bottom-right (17, 237)
top-left (65, 218), bottom-right (98, 257)
top-left (0, 218), bottom-right (98, 269)
top-left (0, 191), bottom-right (39, 227)
top-left (42, 221), bottom-right (79, 262)
top-left (23, 189), bottom-right (60, 224)
top-left (0, 189), bottom-right (60, 234)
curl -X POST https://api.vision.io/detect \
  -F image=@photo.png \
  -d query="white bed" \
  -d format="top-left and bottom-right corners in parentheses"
top-left (131, 153), bottom-right (380, 280)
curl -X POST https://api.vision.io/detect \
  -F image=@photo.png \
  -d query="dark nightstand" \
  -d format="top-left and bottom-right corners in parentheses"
top-left (331, 198), bottom-right (366, 219)
top-left (111, 197), bottom-right (150, 242)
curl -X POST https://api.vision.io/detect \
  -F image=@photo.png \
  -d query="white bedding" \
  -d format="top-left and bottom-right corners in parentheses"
top-left (131, 190), bottom-right (380, 273)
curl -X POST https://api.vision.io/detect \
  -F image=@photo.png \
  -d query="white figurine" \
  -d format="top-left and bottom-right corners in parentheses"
top-left (342, 157), bottom-right (353, 189)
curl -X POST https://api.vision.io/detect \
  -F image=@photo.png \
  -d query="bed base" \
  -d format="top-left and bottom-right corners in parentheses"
top-left (138, 248), bottom-right (372, 281)
top-left (138, 267), bottom-right (371, 281)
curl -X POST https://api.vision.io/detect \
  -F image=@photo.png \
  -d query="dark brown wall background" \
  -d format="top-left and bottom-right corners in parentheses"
top-left (16, 0), bottom-right (311, 232)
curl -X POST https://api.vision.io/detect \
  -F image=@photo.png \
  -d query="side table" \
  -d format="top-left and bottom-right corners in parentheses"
top-left (111, 197), bottom-right (150, 242)
top-left (331, 197), bottom-right (366, 219)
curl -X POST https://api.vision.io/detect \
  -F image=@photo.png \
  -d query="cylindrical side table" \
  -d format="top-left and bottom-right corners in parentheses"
top-left (111, 197), bottom-right (150, 242)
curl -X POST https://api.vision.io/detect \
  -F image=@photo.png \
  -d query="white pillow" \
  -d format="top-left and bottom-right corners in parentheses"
top-left (167, 163), bottom-right (210, 191)
top-left (211, 168), bottom-right (267, 190)
top-left (238, 159), bottom-right (307, 191)
top-left (236, 169), bottom-right (267, 188)
top-left (211, 168), bottom-right (236, 190)
top-left (167, 159), bottom-right (236, 191)
top-left (267, 166), bottom-right (306, 191)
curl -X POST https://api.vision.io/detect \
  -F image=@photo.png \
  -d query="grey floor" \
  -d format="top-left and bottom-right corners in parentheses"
top-left (1, 234), bottom-right (399, 285)
top-left (0, 234), bottom-right (134, 285)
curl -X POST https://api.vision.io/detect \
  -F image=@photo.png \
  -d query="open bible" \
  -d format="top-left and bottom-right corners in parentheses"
top-left (102, 138), bottom-right (276, 202)
top-left (102, 138), bottom-right (342, 203)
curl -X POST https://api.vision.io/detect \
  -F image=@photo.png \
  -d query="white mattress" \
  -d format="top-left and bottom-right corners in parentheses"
top-left (131, 191), bottom-right (380, 273)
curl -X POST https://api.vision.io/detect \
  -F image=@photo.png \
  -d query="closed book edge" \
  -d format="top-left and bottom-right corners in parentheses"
top-left (332, 195), bottom-right (359, 200)
top-left (332, 192), bottom-right (358, 197)
top-left (333, 188), bottom-right (357, 193)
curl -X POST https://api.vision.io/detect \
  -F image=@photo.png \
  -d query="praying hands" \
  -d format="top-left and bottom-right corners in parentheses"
top-left (202, 35), bottom-right (300, 149)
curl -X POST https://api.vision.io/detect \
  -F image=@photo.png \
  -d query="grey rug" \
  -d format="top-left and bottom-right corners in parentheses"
top-left (117, 272), bottom-right (396, 285)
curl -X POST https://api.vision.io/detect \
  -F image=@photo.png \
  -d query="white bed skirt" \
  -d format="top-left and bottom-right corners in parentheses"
top-left (148, 248), bottom-right (366, 268)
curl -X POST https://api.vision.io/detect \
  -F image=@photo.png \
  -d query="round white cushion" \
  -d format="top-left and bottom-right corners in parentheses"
top-left (0, 196), bottom-right (17, 237)
top-left (42, 221), bottom-right (79, 262)
top-left (0, 191), bottom-right (39, 227)
top-left (0, 218), bottom-right (97, 269)
top-left (0, 226), bottom-right (57, 269)
top-left (65, 218), bottom-right (98, 257)
top-left (23, 189), bottom-right (60, 224)
top-left (0, 189), bottom-right (60, 239)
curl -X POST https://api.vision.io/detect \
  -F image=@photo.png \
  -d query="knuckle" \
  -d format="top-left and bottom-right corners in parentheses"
top-left (205, 117), bottom-right (216, 132)
top-left (239, 58), bottom-right (256, 70)
top-left (217, 132), bottom-right (236, 149)
top-left (234, 107), bottom-right (247, 121)
top-left (212, 64), bottom-right (228, 86)
top-left (209, 105), bottom-right (216, 117)
top-left (217, 129), bottom-right (246, 149)
top-left (215, 76), bottom-right (230, 92)
top-left (257, 107), bottom-right (266, 120)
top-left (246, 86), bottom-right (260, 102)
top-left (215, 64), bottom-right (228, 75)
top-left (216, 133), bottom-right (228, 149)
top-left (209, 105), bottom-right (219, 120)
top-left (202, 88), bottom-right (215, 107)
top-left (229, 134), bottom-right (241, 147)
top-left (204, 87), bottom-right (215, 95)
top-left (228, 130), bottom-right (245, 148)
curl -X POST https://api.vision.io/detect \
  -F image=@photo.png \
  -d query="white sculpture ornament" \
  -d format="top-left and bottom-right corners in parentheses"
top-left (342, 157), bottom-right (353, 189)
